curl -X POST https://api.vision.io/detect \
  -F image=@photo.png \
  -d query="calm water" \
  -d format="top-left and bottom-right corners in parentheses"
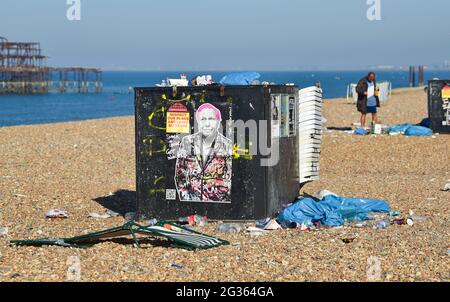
top-left (1, 70), bottom-right (450, 127)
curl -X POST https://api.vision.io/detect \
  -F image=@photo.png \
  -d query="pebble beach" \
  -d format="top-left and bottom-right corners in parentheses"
top-left (0, 88), bottom-right (449, 282)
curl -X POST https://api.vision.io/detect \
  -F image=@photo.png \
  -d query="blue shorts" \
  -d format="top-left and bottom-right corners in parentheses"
top-left (366, 106), bottom-right (377, 113)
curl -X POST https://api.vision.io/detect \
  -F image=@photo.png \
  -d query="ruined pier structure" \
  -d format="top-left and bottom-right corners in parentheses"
top-left (0, 36), bottom-right (102, 94)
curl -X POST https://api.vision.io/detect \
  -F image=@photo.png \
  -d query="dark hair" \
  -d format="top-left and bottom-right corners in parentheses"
top-left (368, 72), bottom-right (376, 77)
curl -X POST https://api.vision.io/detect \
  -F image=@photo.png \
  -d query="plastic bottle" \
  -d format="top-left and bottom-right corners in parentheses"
top-left (375, 221), bottom-right (388, 229)
top-left (178, 215), bottom-right (207, 226)
top-left (145, 218), bottom-right (158, 226)
top-left (216, 223), bottom-right (244, 233)
top-left (389, 211), bottom-right (400, 217)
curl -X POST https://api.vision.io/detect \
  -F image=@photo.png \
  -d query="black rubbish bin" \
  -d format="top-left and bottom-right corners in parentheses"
top-left (134, 85), bottom-right (320, 221)
top-left (428, 80), bottom-right (450, 134)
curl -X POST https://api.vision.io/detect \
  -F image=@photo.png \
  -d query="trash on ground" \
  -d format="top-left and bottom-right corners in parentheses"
top-left (342, 237), bottom-right (356, 244)
top-left (10, 221), bottom-right (229, 250)
top-left (170, 263), bottom-right (184, 269)
top-left (354, 128), bottom-right (368, 135)
top-left (326, 127), bottom-right (353, 131)
top-left (389, 211), bottom-right (401, 216)
top-left (277, 192), bottom-right (390, 228)
top-left (178, 215), bottom-right (207, 227)
top-left (312, 189), bottom-right (338, 200)
top-left (88, 211), bottom-right (119, 219)
top-left (419, 117), bottom-right (432, 128)
top-left (255, 218), bottom-right (282, 230)
top-left (245, 227), bottom-right (268, 236)
top-left (404, 125), bottom-right (433, 137)
top-left (0, 227), bottom-right (9, 236)
top-left (216, 223), bottom-right (245, 233)
top-left (45, 209), bottom-right (69, 219)
top-left (144, 218), bottom-right (158, 226)
top-left (407, 213), bottom-right (427, 226)
top-left (354, 222), bottom-right (367, 228)
top-left (442, 183), bottom-right (450, 192)
top-left (389, 124), bottom-right (432, 136)
top-left (375, 220), bottom-right (388, 229)
top-left (124, 212), bottom-right (136, 221)
top-left (392, 218), bottom-right (407, 225)
top-left (14, 194), bottom-right (27, 198)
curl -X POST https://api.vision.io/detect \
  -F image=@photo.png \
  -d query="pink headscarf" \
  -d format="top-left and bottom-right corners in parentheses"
top-left (195, 103), bottom-right (221, 122)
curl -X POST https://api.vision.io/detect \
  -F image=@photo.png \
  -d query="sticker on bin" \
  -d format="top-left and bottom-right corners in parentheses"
top-left (166, 189), bottom-right (177, 200)
top-left (442, 85), bottom-right (450, 99)
top-left (166, 103), bottom-right (190, 134)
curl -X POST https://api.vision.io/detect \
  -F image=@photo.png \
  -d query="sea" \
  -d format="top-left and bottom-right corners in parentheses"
top-left (1, 70), bottom-right (450, 127)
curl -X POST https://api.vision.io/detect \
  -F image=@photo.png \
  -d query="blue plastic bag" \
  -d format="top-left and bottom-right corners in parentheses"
top-left (404, 125), bottom-right (433, 137)
top-left (219, 72), bottom-right (261, 85)
top-left (419, 118), bottom-right (431, 128)
top-left (354, 128), bottom-right (368, 135)
top-left (388, 124), bottom-right (412, 134)
top-left (277, 194), bottom-right (390, 227)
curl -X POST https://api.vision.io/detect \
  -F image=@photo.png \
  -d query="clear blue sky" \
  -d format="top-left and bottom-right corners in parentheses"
top-left (1, 0), bottom-right (449, 70)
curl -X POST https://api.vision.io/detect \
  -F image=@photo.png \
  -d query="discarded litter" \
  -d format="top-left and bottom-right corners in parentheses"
top-left (0, 227), bottom-right (9, 236)
top-left (389, 211), bottom-right (401, 216)
top-left (256, 218), bottom-right (282, 230)
top-left (178, 215), bottom-right (207, 227)
top-left (277, 192), bottom-right (390, 228)
top-left (419, 117), bottom-right (431, 128)
top-left (145, 218), bottom-right (158, 226)
top-left (170, 263), bottom-right (184, 270)
top-left (45, 209), bottom-right (69, 219)
top-left (388, 124), bottom-right (432, 137)
top-left (245, 227), bottom-right (268, 236)
top-left (388, 124), bottom-right (412, 135)
top-left (408, 210), bottom-right (427, 223)
top-left (375, 221), bottom-right (388, 229)
top-left (407, 214), bottom-right (426, 226)
top-left (191, 74), bottom-right (214, 86)
top-left (312, 189), bottom-right (338, 200)
top-left (124, 212), bottom-right (136, 221)
top-left (342, 237), bottom-right (356, 244)
top-left (216, 223), bottom-right (245, 233)
top-left (354, 222), bottom-right (367, 228)
top-left (11, 221), bottom-right (229, 250)
top-left (354, 128), bottom-right (368, 135)
top-left (88, 211), bottom-right (118, 219)
top-left (219, 72), bottom-right (260, 85)
top-left (392, 218), bottom-right (407, 225)
top-left (442, 183), bottom-right (450, 192)
top-left (404, 125), bottom-right (433, 137)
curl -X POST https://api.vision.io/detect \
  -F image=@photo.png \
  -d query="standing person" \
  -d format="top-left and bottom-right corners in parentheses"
top-left (356, 72), bottom-right (380, 128)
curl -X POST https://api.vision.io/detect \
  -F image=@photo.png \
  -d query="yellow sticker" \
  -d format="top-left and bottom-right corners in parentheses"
top-left (442, 85), bottom-right (450, 99)
top-left (166, 111), bottom-right (190, 133)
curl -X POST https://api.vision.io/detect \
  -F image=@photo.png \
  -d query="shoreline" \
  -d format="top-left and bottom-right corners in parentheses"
top-left (0, 87), bottom-right (429, 129)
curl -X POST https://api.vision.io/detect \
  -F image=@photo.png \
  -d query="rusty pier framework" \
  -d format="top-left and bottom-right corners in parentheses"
top-left (0, 36), bottom-right (102, 94)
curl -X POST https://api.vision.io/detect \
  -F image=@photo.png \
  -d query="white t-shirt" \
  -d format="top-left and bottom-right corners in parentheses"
top-left (367, 81), bottom-right (375, 98)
